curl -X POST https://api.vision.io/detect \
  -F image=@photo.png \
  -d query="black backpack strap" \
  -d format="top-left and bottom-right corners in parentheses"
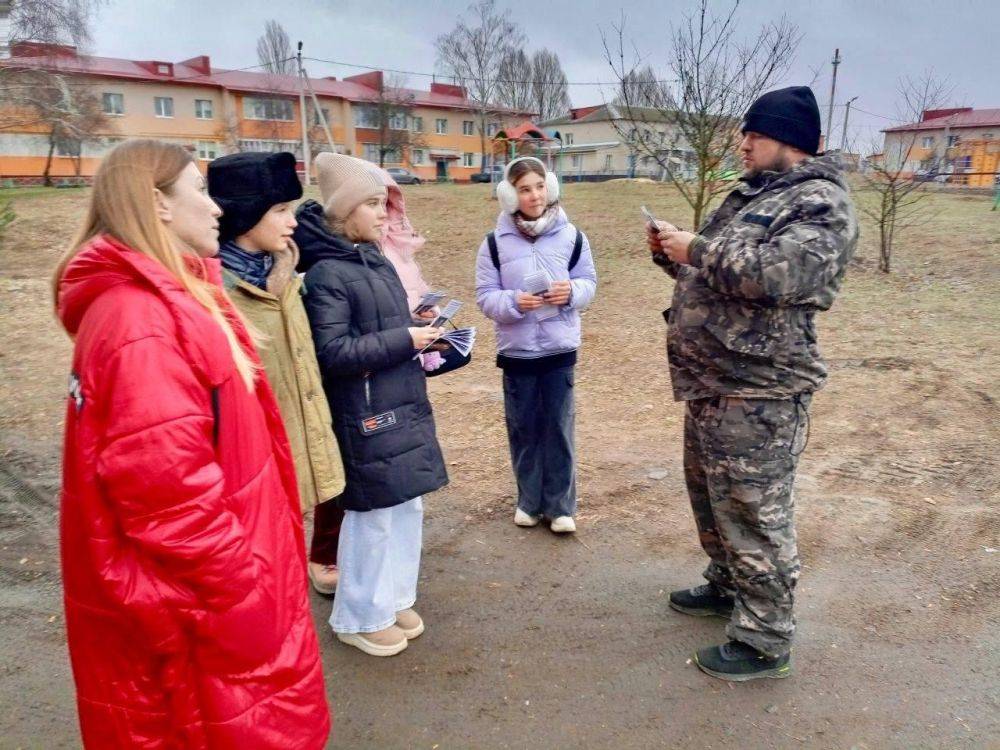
top-left (569, 229), bottom-right (584, 271)
top-left (487, 232), bottom-right (500, 270)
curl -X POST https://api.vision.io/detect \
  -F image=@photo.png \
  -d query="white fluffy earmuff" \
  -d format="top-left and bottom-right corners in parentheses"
top-left (496, 156), bottom-right (560, 214)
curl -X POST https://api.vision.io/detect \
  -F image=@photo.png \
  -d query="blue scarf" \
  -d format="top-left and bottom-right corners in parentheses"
top-left (218, 241), bottom-right (273, 290)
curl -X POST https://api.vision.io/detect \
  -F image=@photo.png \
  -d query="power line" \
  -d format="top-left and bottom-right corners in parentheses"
top-left (302, 55), bottom-right (669, 87)
top-left (171, 57), bottom-right (298, 82)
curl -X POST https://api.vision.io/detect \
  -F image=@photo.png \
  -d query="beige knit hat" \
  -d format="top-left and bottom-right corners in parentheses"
top-left (315, 152), bottom-right (387, 221)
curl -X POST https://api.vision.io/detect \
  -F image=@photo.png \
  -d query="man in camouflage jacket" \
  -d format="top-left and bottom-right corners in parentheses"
top-left (647, 86), bottom-right (859, 681)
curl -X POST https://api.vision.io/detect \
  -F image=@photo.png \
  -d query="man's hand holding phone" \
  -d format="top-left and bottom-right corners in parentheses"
top-left (643, 206), bottom-right (694, 265)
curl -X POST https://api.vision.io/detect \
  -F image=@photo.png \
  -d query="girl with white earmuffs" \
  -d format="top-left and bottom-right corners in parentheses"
top-left (475, 156), bottom-right (598, 534)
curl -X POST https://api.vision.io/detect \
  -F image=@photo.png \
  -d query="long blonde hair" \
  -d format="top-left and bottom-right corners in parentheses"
top-left (53, 139), bottom-right (258, 390)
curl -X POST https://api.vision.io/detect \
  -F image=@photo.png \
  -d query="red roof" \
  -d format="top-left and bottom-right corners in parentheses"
top-left (1, 43), bottom-right (531, 115)
top-left (884, 107), bottom-right (1000, 133)
top-left (494, 121), bottom-right (549, 140)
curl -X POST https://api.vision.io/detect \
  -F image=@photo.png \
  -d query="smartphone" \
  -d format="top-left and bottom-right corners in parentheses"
top-left (641, 205), bottom-right (658, 227)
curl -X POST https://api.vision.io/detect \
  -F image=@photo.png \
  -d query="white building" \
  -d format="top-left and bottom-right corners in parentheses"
top-left (540, 104), bottom-right (698, 181)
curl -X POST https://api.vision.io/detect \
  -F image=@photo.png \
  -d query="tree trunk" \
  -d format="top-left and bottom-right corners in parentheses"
top-left (480, 110), bottom-right (488, 169)
top-left (43, 138), bottom-right (56, 187)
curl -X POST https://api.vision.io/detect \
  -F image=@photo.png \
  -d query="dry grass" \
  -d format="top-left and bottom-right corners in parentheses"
top-left (1, 181), bottom-right (998, 574)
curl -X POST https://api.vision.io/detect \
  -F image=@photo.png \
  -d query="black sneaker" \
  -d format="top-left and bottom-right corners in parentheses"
top-left (694, 640), bottom-right (791, 682)
top-left (668, 583), bottom-right (734, 618)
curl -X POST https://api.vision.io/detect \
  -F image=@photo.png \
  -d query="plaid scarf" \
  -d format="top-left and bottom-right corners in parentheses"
top-left (513, 203), bottom-right (561, 239)
top-left (218, 241), bottom-right (273, 290)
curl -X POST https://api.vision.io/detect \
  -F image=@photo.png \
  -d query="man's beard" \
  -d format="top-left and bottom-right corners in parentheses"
top-left (744, 151), bottom-right (795, 180)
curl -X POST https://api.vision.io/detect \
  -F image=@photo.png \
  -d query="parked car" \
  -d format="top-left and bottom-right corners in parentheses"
top-left (386, 167), bottom-right (422, 185)
top-left (471, 165), bottom-right (504, 183)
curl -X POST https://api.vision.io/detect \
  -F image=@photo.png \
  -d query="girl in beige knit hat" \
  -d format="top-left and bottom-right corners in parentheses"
top-left (293, 153), bottom-right (450, 657)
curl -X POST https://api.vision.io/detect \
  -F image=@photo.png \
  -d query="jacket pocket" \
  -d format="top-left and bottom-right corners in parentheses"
top-left (194, 575), bottom-right (283, 675)
top-left (703, 300), bottom-right (785, 359)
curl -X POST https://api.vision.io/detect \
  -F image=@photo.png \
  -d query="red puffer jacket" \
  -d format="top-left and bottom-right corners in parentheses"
top-left (56, 235), bottom-right (330, 749)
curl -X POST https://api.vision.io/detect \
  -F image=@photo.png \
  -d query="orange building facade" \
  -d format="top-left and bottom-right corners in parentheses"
top-left (0, 43), bottom-right (533, 184)
top-left (881, 107), bottom-right (1000, 188)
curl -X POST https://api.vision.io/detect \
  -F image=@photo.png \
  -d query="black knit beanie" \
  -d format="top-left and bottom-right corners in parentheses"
top-left (208, 152), bottom-right (303, 242)
top-left (741, 86), bottom-right (822, 155)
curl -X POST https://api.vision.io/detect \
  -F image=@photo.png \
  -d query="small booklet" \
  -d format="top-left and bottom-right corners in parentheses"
top-left (521, 269), bottom-right (559, 320)
top-left (413, 291), bottom-right (446, 315)
top-left (414, 327), bottom-right (477, 358)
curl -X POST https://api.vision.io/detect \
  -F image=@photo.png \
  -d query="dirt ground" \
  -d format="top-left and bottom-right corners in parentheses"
top-left (1, 179), bottom-right (998, 749)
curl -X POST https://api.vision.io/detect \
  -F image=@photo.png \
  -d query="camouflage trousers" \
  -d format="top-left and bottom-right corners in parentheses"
top-left (683, 394), bottom-right (811, 658)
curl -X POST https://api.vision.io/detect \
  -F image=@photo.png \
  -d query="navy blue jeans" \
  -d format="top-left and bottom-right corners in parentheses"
top-left (502, 365), bottom-right (577, 519)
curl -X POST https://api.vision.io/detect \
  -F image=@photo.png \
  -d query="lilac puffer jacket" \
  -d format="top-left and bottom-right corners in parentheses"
top-left (475, 208), bottom-right (597, 356)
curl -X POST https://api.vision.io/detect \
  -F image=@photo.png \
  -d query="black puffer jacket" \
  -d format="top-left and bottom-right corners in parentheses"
top-left (295, 200), bottom-right (448, 512)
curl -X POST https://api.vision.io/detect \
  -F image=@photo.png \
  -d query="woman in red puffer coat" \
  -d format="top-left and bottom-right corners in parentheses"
top-left (53, 139), bottom-right (330, 749)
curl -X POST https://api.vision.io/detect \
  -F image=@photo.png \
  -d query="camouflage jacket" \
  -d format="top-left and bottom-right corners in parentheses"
top-left (656, 153), bottom-right (858, 401)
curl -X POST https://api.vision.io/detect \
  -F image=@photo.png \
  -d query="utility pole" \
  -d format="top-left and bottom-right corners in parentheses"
top-left (297, 42), bottom-right (311, 186)
top-left (825, 48), bottom-right (841, 151)
top-left (841, 96), bottom-right (858, 152)
top-left (297, 47), bottom-right (337, 153)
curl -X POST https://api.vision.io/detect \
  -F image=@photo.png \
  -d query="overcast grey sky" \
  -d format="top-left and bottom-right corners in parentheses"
top-left (90, 0), bottom-right (998, 150)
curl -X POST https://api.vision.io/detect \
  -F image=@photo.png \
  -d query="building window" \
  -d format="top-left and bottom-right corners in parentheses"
top-left (411, 148), bottom-right (425, 165)
top-left (353, 106), bottom-right (378, 128)
top-left (604, 154), bottom-right (613, 171)
top-left (311, 105), bottom-right (330, 127)
top-left (156, 63), bottom-right (171, 75)
top-left (571, 154), bottom-right (581, 168)
top-left (196, 141), bottom-right (219, 160)
top-left (922, 136), bottom-right (934, 148)
top-left (362, 143), bottom-right (401, 164)
top-left (947, 135), bottom-right (960, 147)
top-left (243, 97), bottom-right (294, 121)
top-left (195, 99), bottom-right (213, 119)
top-left (564, 132), bottom-right (574, 145)
top-left (436, 118), bottom-right (448, 134)
top-left (487, 122), bottom-right (499, 137)
top-left (102, 93), bottom-right (124, 116)
top-left (154, 96), bottom-right (174, 118)
top-left (410, 116), bottom-right (424, 132)
top-left (239, 139), bottom-right (301, 155)
top-left (463, 152), bottom-right (475, 167)
top-left (462, 120), bottom-right (475, 136)
top-left (388, 111), bottom-right (408, 130)
top-left (56, 138), bottom-right (82, 156)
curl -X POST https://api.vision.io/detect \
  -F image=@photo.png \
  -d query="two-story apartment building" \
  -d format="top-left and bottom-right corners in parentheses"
top-left (882, 107), bottom-right (1000, 187)
top-left (0, 42), bottom-right (532, 183)
top-left (540, 104), bottom-right (698, 180)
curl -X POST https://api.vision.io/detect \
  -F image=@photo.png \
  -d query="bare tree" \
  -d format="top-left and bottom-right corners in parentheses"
top-left (861, 71), bottom-right (954, 273)
top-left (256, 19), bottom-right (295, 76)
top-left (531, 49), bottom-right (570, 122)
top-left (603, 1), bottom-right (800, 228)
top-left (613, 65), bottom-right (667, 108)
top-left (8, 0), bottom-right (105, 48)
top-left (435, 0), bottom-right (526, 167)
top-left (355, 74), bottom-right (426, 167)
top-left (496, 49), bottom-right (533, 114)
top-left (2, 70), bottom-right (108, 183)
top-left (1, 0), bottom-right (107, 132)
